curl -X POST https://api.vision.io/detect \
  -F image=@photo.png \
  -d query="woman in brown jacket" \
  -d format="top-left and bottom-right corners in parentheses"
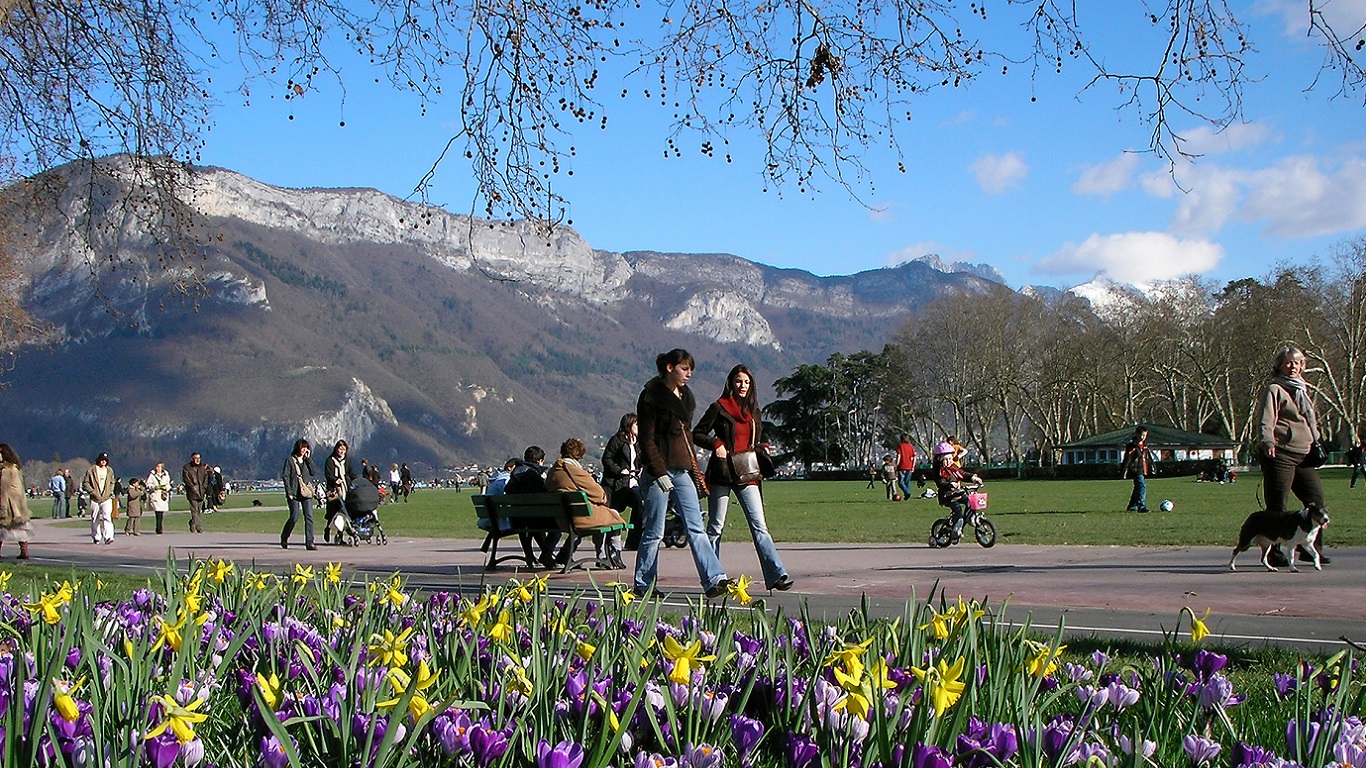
top-left (0, 443), bottom-right (34, 559)
top-left (545, 438), bottom-right (627, 569)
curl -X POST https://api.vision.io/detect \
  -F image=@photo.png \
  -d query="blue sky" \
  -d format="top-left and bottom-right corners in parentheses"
top-left (198, 1), bottom-right (1366, 290)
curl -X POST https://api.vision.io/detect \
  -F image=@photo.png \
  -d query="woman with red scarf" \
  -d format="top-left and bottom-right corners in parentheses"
top-left (694, 364), bottom-right (794, 592)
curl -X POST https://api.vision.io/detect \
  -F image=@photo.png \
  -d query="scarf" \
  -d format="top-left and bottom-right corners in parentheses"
top-left (1273, 374), bottom-right (1317, 420)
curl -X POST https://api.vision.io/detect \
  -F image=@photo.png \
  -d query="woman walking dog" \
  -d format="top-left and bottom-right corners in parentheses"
top-left (1257, 345), bottom-right (1330, 566)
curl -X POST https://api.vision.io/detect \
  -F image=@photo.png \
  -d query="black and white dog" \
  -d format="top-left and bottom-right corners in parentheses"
top-left (1228, 505), bottom-right (1330, 572)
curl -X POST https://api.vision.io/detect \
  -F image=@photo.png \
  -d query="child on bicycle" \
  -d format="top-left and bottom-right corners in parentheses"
top-left (933, 441), bottom-right (982, 542)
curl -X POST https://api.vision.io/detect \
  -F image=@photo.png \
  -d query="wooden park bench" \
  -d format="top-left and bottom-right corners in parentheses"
top-left (472, 491), bottom-right (630, 573)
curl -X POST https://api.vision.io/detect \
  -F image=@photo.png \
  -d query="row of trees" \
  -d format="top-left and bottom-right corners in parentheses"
top-left (765, 239), bottom-right (1366, 471)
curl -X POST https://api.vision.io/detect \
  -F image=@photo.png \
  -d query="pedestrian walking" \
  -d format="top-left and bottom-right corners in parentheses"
top-left (181, 452), bottom-right (209, 533)
top-left (281, 439), bottom-right (318, 550)
top-left (82, 452), bottom-right (116, 545)
top-left (146, 461), bottom-right (172, 534)
top-left (0, 444), bottom-right (34, 559)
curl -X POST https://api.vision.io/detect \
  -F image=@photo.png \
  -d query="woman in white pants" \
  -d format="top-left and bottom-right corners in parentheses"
top-left (82, 452), bottom-right (116, 544)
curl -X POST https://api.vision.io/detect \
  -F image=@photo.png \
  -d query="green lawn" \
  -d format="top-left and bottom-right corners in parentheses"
top-left (55, 468), bottom-right (1363, 547)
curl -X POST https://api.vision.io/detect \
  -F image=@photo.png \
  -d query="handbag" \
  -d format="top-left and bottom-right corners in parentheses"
top-left (1301, 440), bottom-right (1328, 468)
top-left (756, 446), bottom-right (777, 478)
top-left (326, 487), bottom-right (342, 503)
top-left (729, 450), bottom-right (764, 485)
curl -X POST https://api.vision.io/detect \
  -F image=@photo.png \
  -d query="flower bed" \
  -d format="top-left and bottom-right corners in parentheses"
top-left (0, 563), bottom-right (1361, 767)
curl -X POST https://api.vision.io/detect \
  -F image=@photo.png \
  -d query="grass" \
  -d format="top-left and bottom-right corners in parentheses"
top-left (50, 467), bottom-right (1363, 547)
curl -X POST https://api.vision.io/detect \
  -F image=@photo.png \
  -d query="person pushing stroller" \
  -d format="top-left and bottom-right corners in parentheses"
top-left (933, 441), bottom-right (982, 544)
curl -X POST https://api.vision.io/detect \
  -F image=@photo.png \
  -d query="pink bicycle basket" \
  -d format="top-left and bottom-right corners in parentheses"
top-left (966, 492), bottom-right (988, 511)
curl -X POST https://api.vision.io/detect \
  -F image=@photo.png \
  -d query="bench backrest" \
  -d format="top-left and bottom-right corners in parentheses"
top-left (472, 491), bottom-right (592, 523)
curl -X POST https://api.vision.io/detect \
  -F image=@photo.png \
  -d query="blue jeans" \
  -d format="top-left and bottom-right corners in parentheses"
top-left (51, 492), bottom-right (64, 519)
top-left (634, 469), bottom-right (727, 593)
top-left (707, 484), bottom-right (787, 588)
top-left (897, 469), bottom-right (915, 499)
top-left (281, 497), bottom-right (315, 546)
top-left (1127, 474), bottom-right (1147, 511)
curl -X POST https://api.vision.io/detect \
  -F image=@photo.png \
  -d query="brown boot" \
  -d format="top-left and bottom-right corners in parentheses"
top-left (18, 541), bottom-right (29, 560)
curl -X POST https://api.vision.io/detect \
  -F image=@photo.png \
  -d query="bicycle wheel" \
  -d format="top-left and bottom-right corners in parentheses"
top-left (929, 518), bottom-right (954, 548)
top-left (974, 518), bottom-right (997, 548)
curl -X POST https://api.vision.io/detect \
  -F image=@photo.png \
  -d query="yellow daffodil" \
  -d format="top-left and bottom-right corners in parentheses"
top-left (291, 563), bottom-right (315, 586)
top-left (617, 588), bottom-right (636, 607)
top-left (833, 657), bottom-right (896, 721)
top-left (53, 677), bottom-right (86, 722)
top-left (150, 612), bottom-right (190, 654)
top-left (461, 593), bottom-right (496, 627)
top-left (576, 638), bottom-right (597, 661)
top-left (918, 596), bottom-right (985, 640)
top-left (512, 579), bottom-right (536, 604)
top-left (911, 656), bottom-right (967, 717)
top-left (0, 571), bottom-right (11, 591)
top-left (377, 660), bottom-right (440, 720)
top-left (26, 590), bottom-right (69, 626)
top-left (144, 694), bottom-right (209, 744)
top-left (1023, 640), bottom-right (1066, 678)
top-left (488, 610), bottom-right (515, 644)
top-left (1186, 607), bottom-right (1212, 643)
top-left (662, 635), bottom-right (717, 685)
top-left (367, 627), bottom-right (415, 668)
top-left (256, 672), bottom-right (282, 710)
top-left (208, 559), bottom-right (234, 584)
top-left (823, 638), bottom-right (874, 678)
top-left (727, 574), bottom-right (754, 605)
top-left (324, 562), bottom-right (343, 585)
top-left (244, 572), bottom-right (275, 592)
top-left (381, 577), bottom-right (409, 608)
top-left (506, 663), bottom-right (535, 698)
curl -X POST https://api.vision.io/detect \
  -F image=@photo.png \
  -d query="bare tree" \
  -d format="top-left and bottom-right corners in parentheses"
top-left (2, 0), bottom-right (1365, 372)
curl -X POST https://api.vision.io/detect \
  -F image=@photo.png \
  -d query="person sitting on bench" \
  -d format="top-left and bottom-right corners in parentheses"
top-left (545, 438), bottom-right (628, 569)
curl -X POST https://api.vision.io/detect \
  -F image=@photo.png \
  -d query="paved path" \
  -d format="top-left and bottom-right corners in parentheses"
top-left (19, 516), bottom-right (1366, 651)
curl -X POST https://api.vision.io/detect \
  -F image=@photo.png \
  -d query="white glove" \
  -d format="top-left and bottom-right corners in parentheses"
top-left (654, 474), bottom-right (675, 493)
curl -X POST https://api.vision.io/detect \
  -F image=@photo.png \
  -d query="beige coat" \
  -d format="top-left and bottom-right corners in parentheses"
top-left (545, 459), bottom-right (627, 531)
top-left (0, 461), bottom-right (33, 540)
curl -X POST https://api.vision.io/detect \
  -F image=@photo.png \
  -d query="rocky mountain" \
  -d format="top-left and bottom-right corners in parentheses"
top-left (1, 158), bottom-right (997, 478)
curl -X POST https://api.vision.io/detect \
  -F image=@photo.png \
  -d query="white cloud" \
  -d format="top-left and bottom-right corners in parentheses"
top-left (1147, 153), bottom-right (1366, 238)
top-left (1074, 154), bottom-right (1140, 197)
top-left (971, 152), bottom-right (1028, 193)
top-left (1037, 232), bottom-right (1225, 284)
top-left (1173, 122), bottom-right (1272, 156)
top-left (1257, 0), bottom-right (1366, 37)
top-left (886, 242), bottom-right (977, 267)
top-left (1242, 155), bottom-right (1366, 237)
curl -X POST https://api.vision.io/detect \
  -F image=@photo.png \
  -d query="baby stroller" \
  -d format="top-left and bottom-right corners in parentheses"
top-left (337, 481), bottom-right (388, 546)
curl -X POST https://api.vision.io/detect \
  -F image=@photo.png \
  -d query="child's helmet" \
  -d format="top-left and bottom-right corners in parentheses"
top-left (932, 441), bottom-right (955, 456)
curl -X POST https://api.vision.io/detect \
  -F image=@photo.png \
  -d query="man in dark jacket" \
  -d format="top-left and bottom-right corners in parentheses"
top-left (506, 446), bottom-right (559, 566)
top-left (1121, 426), bottom-right (1154, 513)
top-left (181, 452), bottom-right (210, 533)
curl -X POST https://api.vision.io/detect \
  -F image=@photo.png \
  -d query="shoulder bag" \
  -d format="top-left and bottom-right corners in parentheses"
top-left (729, 450), bottom-right (764, 485)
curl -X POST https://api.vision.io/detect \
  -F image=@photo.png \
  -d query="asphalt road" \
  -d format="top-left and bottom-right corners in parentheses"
top-left (19, 515), bottom-right (1366, 652)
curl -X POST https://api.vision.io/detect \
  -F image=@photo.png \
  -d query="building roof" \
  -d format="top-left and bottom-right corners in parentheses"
top-left (1060, 425), bottom-right (1238, 449)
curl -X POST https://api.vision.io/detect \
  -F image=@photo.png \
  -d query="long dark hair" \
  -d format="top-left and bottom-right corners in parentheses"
top-left (654, 348), bottom-right (695, 376)
top-left (615, 413), bottom-right (638, 438)
top-left (722, 364), bottom-right (760, 417)
top-left (330, 439), bottom-right (348, 459)
top-left (291, 438), bottom-right (311, 457)
top-left (0, 443), bottom-right (19, 467)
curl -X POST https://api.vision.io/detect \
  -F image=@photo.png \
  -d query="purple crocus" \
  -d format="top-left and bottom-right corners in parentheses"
top-left (956, 718), bottom-right (1019, 768)
top-left (1183, 734), bottom-right (1222, 765)
top-left (261, 734), bottom-right (293, 768)
top-left (730, 714), bottom-right (765, 764)
top-left (1191, 650), bottom-right (1229, 679)
top-left (535, 739), bottom-right (585, 768)
top-left (431, 709), bottom-right (473, 756)
top-left (145, 732), bottom-right (180, 768)
top-left (785, 732), bottom-right (820, 768)
top-left (1197, 674), bottom-right (1244, 710)
top-left (910, 743), bottom-right (952, 768)
top-left (683, 743), bottom-right (723, 768)
top-left (1273, 673), bottom-right (1297, 699)
top-left (1229, 742), bottom-right (1283, 768)
top-left (470, 723), bottom-right (511, 768)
